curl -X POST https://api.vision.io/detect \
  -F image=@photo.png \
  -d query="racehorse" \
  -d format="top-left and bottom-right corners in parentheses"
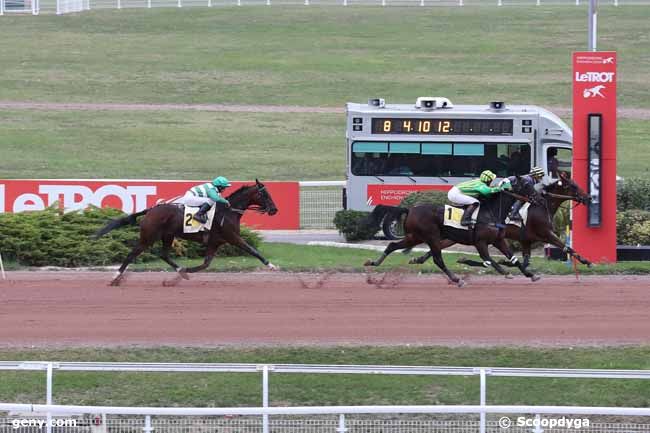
top-left (362, 188), bottom-right (538, 287)
top-left (94, 179), bottom-right (278, 286)
top-left (409, 172), bottom-right (592, 269)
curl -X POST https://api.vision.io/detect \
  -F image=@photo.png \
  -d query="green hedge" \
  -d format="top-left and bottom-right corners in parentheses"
top-left (333, 210), bottom-right (376, 241)
top-left (617, 210), bottom-right (650, 245)
top-left (0, 206), bottom-right (261, 267)
top-left (617, 177), bottom-right (650, 212)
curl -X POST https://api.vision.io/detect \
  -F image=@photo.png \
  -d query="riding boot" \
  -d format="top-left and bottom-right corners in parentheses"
top-left (508, 200), bottom-right (524, 221)
top-left (461, 203), bottom-right (478, 226)
top-left (193, 203), bottom-right (212, 224)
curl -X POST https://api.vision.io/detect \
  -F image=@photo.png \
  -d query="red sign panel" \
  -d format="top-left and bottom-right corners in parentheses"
top-left (572, 51), bottom-right (617, 262)
top-left (0, 179), bottom-right (300, 229)
top-left (367, 184), bottom-right (452, 206)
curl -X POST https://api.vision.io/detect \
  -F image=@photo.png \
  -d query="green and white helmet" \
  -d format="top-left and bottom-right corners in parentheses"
top-left (529, 167), bottom-right (545, 178)
top-left (212, 176), bottom-right (231, 188)
top-left (479, 170), bottom-right (497, 183)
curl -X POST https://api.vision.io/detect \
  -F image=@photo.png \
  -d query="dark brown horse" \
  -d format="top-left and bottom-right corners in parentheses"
top-left (409, 172), bottom-right (592, 269)
top-left (363, 188), bottom-right (537, 287)
top-left (95, 179), bottom-right (278, 286)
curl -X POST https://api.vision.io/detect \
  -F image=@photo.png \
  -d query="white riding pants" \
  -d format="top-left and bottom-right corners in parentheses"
top-left (182, 191), bottom-right (214, 207)
top-left (447, 187), bottom-right (479, 206)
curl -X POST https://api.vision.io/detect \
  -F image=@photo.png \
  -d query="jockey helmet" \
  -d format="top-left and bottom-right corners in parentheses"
top-left (529, 166), bottom-right (545, 179)
top-left (479, 170), bottom-right (497, 184)
top-left (212, 176), bottom-right (231, 188)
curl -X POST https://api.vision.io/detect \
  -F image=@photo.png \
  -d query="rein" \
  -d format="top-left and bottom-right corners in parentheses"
top-left (544, 192), bottom-right (578, 201)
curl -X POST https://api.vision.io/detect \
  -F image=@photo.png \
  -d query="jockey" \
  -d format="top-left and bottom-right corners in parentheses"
top-left (447, 170), bottom-right (507, 226)
top-left (183, 176), bottom-right (232, 224)
top-left (499, 166), bottom-right (545, 222)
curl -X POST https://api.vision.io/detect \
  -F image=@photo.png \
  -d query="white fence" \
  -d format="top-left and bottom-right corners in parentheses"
top-left (0, 0), bottom-right (639, 16)
top-left (2, 362), bottom-right (650, 433)
top-left (299, 181), bottom-right (345, 229)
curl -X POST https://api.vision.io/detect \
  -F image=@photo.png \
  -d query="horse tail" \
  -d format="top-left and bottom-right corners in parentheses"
top-left (93, 208), bottom-right (150, 239)
top-left (361, 204), bottom-right (409, 232)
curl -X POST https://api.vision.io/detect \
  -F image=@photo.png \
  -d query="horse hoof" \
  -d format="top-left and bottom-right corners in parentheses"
top-left (531, 274), bottom-right (541, 282)
top-left (178, 269), bottom-right (190, 280)
top-left (505, 274), bottom-right (514, 279)
top-left (456, 279), bottom-right (466, 288)
top-left (587, 263), bottom-right (593, 268)
top-left (267, 263), bottom-right (279, 271)
top-left (364, 260), bottom-right (375, 267)
top-left (109, 272), bottom-right (122, 286)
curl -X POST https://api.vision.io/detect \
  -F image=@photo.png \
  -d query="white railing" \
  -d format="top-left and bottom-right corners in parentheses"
top-left (1, 403), bottom-right (650, 433)
top-left (299, 181), bottom-right (345, 229)
top-left (1, 0), bottom-right (636, 16)
top-left (2, 362), bottom-right (650, 433)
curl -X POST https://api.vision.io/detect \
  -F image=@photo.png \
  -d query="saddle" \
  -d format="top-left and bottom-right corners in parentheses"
top-left (505, 202), bottom-right (531, 228)
top-left (443, 204), bottom-right (480, 231)
top-left (182, 204), bottom-right (217, 233)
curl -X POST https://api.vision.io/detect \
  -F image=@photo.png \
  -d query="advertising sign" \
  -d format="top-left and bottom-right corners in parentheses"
top-left (572, 51), bottom-right (617, 262)
top-left (0, 179), bottom-right (300, 229)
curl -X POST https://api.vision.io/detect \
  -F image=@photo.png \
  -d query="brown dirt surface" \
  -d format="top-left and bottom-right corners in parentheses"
top-left (1, 271), bottom-right (649, 348)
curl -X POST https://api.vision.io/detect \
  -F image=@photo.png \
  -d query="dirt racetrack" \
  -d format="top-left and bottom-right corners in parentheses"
top-left (1, 271), bottom-right (649, 347)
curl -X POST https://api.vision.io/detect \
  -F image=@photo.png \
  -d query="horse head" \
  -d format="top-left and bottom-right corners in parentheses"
top-left (546, 171), bottom-right (590, 205)
top-left (254, 179), bottom-right (278, 216)
top-left (228, 180), bottom-right (278, 215)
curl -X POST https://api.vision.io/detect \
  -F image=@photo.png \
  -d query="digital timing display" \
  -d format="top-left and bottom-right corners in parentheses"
top-left (371, 118), bottom-right (513, 136)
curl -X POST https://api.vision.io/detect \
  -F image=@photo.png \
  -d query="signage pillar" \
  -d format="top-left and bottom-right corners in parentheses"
top-left (572, 51), bottom-right (617, 263)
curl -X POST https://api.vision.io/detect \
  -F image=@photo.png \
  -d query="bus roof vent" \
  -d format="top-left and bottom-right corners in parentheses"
top-left (368, 98), bottom-right (386, 108)
top-left (489, 101), bottom-right (506, 111)
top-left (415, 97), bottom-right (453, 110)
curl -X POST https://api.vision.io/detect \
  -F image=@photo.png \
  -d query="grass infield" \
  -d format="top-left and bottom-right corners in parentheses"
top-left (0, 347), bottom-right (650, 408)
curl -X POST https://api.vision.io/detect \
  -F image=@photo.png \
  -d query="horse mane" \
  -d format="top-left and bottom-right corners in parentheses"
top-left (225, 183), bottom-right (267, 213)
top-left (225, 184), bottom-right (255, 202)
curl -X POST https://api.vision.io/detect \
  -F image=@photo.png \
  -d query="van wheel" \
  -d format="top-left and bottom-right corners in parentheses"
top-left (382, 215), bottom-right (405, 240)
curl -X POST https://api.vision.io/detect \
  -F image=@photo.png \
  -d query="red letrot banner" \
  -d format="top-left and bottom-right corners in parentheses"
top-left (367, 184), bottom-right (452, 206)
top-left (572, 51), bottom-right (617, 262)
top-left (0, 179), bottom-right (300, 230)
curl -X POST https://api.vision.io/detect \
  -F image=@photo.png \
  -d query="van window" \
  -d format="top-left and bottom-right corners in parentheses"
top-left (546, 147), bottom-right (572, 178)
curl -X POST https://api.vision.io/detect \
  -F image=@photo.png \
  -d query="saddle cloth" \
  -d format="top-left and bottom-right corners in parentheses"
top-left (443, 204), bottom-right (480, 231)
top-left (505, 202), bottom-right (531, 227)
top-left (182, 204), bottom-right (217, 233)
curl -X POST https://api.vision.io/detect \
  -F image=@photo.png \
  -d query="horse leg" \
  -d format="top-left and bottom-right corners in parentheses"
top-left (544, 230), bottom-right (593, 267)
top-left (474, 241), bottom-right (511, 278)
top-left (364, 236), bottom-right (418, 267)
top-left (493, 238), bottom-right (539, 281)
top-left (182, 245), bottom-right (220, 274)
top-left (111, 243), bottom-right (146, 286)
top-left (228, 236), bottom-right (278, 270)
top-left (159, 236), bottom-right (189, 280)
top-left (520, 241), bottom-right (532, 269)
top-left (409, 239), bottom-right (455, 265)
top-left (426, 239), bottom-right (464, 287)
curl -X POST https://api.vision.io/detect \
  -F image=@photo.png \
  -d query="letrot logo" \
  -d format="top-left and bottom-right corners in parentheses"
top-left (603, 56), bottom-right (615, 64)
top-left (574, 72), bottom-right (615, 83)
top-left (583, 85), bottom-right (606, 98)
